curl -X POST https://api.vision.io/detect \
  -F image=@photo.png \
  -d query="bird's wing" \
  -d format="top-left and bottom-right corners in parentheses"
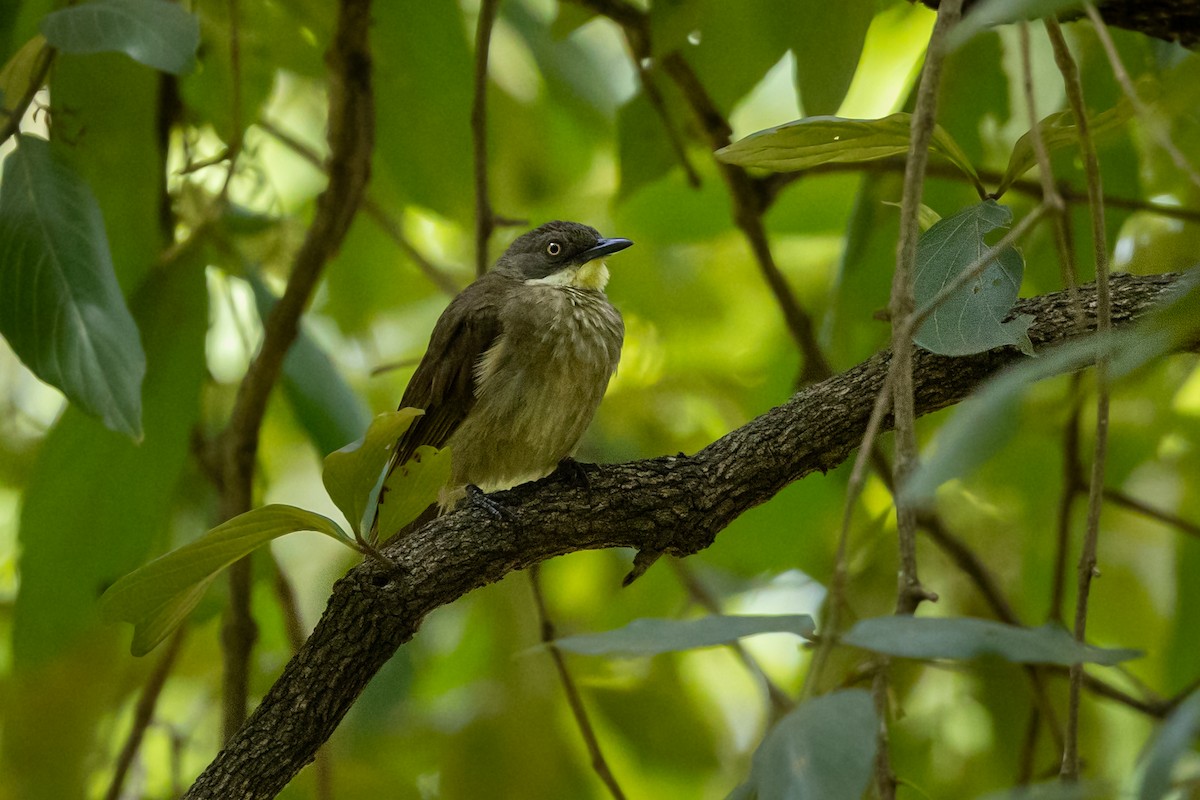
top-left (391, 274), bottom-right (507, 468)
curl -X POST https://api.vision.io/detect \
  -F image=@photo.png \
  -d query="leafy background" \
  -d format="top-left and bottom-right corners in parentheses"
top-left (1, 0), bottom-right (1199, 798)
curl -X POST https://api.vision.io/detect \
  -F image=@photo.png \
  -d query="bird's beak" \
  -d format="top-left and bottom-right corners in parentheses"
top-left (574, 237), bottom-right (633, 265)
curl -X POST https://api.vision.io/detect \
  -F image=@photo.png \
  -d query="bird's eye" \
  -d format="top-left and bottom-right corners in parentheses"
top-left (546, 242), bottom-right (562, 256)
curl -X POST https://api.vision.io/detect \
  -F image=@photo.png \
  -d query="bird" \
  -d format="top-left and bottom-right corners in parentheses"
top-left (377, 220), bottom-right (632, 533)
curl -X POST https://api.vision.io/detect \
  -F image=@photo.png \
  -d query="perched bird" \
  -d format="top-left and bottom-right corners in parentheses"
top-left (381, 220), bottom-right (632, 524)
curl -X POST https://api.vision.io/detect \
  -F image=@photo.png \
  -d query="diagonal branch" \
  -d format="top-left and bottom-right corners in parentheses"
top-left (184, 271), bottom-right (1187, 798)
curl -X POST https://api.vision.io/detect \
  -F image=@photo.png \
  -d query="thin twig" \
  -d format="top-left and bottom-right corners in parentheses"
top-left (0, 44), bottom-right (54, 148)
top-left (528, 565), bottom-right (627, 800)
top-left (257, 119), bottom-right (460, 296)
top-left (218, 0), bottom-right (375, 739)
top-left (1102, 486), bottom-right (1200, 538)
top-left (761, 159), bottom-right (1200, 227)
top-left (218, 0), bottom-right (245, 201)
top-left (669, 559), bottom-right (794, 719)
top-left (1085, 3), bottom-right (1200, 191)
top-left (104, 629), bottom-right (188, 800)
top-left (1052, 380), bottom-right (1085, 624)
top-left (1045, 17), bottom-right (1111, 782)
top-left (633, 60), bottom-right (700, 187)
top-left (472, 0), bottom-right (501, 276)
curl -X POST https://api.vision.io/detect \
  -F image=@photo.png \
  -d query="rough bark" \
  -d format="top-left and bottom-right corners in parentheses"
top-left (182, 271), bottom-right (1191, 798)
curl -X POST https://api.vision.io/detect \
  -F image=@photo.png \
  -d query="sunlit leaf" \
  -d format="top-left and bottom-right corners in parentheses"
top-left (913, 200), bottom-right (1033, 357)
top-left (552, 614), bottom-right (816, 658)
top-left (1139, 691), bottom-right (1200, 800)
top-left (716, 113), bottom-right (982, 191)
top-left (997, 102), bottom-right (1132, 195)
top-left (0, 135), bottom-right (145, 438)
top-left (41, 0), bottom-right (200, 75)
top-left (843, 617), bottom-right (1140, 666)
top-left (376, 445), bottom-right (451, 542)
top-left (730, 690), bottom-right (877, 800)
top-left (322, 409), bottom-right (424, 536)
top-left (100, 504), bottom-right (354, 655)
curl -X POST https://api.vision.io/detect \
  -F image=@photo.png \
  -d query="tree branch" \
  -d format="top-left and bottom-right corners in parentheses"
top-left (184, 272), bottom-right (1187, 798)
top-left (215, 0), bottom-right (374, 738)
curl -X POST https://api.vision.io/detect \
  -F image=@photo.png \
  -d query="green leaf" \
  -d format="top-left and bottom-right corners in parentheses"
top-left (976, 782), bottom-right (1109, 800)
top-left (998, 103), bottom-right (1132, 195)
top-left (843, 617), bottom-right (1141, 666)
top-left (551, 614), bottom-right (816, 658)
top-left (0, 135), bottom-right (146, 438)
top-left (617, 92), bottom-right (679, 202)
top-left (948, 0), bottom-right (1083, 50)
top-left (1139, 691), bottom-right (1200, 800)
top-left (40, 0), bottom-right (200, 75)
top-left (249, 275), bottom-right (370, 457)
top-left (322, 409), bottom-right (424, 535)
top-left (730, 690), bottom-right (877, 800)
top-left (716, 113), bottom-right (982, 189)
top-left (100, 504), bottom-right (354, 655)
top-left (791, 0), bottom-right (874, 117)
top-left (376, 445), bottom-right (452, 543)
top-left (0, 35), bottom-right (49, 103)
top-left (913, 200), bottom-right (1033, 357)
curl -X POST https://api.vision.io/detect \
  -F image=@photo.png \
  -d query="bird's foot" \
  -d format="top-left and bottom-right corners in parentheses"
top-left (554, 456), bottom-right (591, 491)
top-left (465, 484), bottom-right (517, 522)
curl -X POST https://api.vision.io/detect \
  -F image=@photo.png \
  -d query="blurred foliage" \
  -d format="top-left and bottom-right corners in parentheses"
top-left (1, 0), bottom-right (1199, 798)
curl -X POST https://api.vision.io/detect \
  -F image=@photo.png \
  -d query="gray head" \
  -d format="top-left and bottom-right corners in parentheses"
top-left (495, 221), bottom-right (633, 287)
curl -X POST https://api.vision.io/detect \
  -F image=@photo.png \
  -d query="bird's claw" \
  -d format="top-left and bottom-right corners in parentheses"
top-left (466, 484), bottom-right (517, 522)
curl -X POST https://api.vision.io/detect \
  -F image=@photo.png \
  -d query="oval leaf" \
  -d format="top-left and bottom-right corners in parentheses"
top-left (322, 409), bottom-right (424, 535)
top-left (376, 445), bottom-right (452, 542)
top-left (100, 504), bottom-right (353, 654)
top-left (41, 0), bottom-right (200, 75)
top-left (0, 135), bottom-right (146, 438)
top-left (998, 102), bottom-right (1132, 195)
top-left (716, 113), bottom-right (982, 189)
top-left (913, 200), bottom-right (1034, 357)
top-left (843, 617), bottom-right (1140, 666)
top-left (731, 690), bottom-right (877, 800)
top-left (552, 614), bottom-right (816, 658)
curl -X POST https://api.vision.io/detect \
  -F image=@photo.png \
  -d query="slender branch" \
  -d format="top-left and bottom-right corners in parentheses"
top-left (218, 0), bottom-right (245, 201)
top-left (761, 159), bottom-right (1200, 227)
top-left (633, 60), bottom-right (701, 187)
top-left (104, 629), bottom-right (187, 800)
top-left (1052, 380), bottom-right (1085, 624)
top-left (1085, 3), bottom-right (1200, 191)
top-left (216, 0), bottom-right (374, 738)
top-left (257, 119), bottom-right (460, 296)
top-left (890, 0), bottom-right (962, 619)
top-left (0, 44), bottom-right (54, 148)
top-left (571, 0), bottom-right (832, 383)
top-left (182, 273), bottom-right (1185, 798)
top-left (1045, 17), bottom-right (1111, 782)
top-left (1103, 486), bottom-right (1200, 538)
top-left (529, 566), bottom-right (627, 800)
top-left (472, 0), bottom-right (501, 276)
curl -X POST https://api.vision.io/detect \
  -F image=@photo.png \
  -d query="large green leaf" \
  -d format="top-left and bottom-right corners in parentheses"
top-left (617, 91), bottom-right (680, 202)
top-left (912, 200), bottom-right (1033, 357)
top-left (1139, 691), bottom-right (1200, 800)
top-left (843, 617), bottom-right (1140, 666)
top-left (100, 504), bottom-right (354, 655)
top-left (40, 0), bottom-right (200, 75)
top-left (716, 113), bottom-right (982, 190)
top-left (249, 275), bottom-right (370, 457)
top-left (322, 409), bottom-right (424, 536)
top-left (551, 614), bottom-right (816, 658)
top-left (0, 135), bottom-right (146, 438)
top-left (376, 444), bottom-right (451, 543)
top-left (729, 690), bottom-right (877, 800)
top-left (791, 0), bottom-right (873, 117)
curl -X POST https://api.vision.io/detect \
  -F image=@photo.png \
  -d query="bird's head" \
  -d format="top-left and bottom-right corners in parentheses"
top-left (495, 221), bottom-right (633, 291)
